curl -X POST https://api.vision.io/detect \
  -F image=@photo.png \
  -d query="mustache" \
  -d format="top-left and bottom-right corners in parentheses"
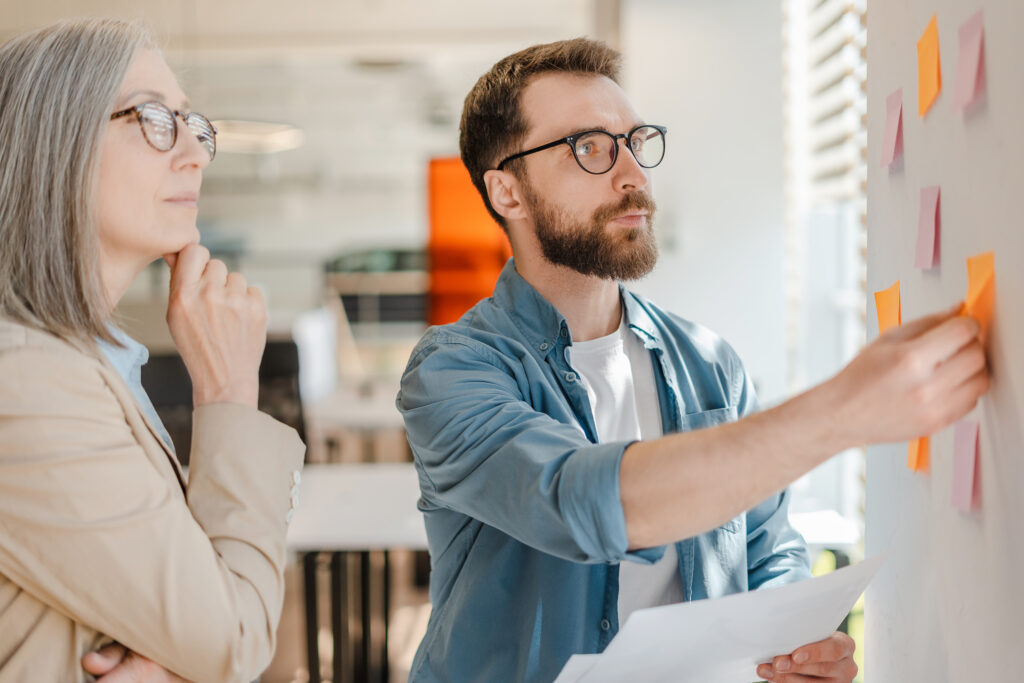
top-left (592, 192), bottom-right (657, 225)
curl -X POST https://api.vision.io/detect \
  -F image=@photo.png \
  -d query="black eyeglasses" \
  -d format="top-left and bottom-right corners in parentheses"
top-left (496, 124), bottom-right (667, 175)
top-left (110, 101), bottom-right (217, 161)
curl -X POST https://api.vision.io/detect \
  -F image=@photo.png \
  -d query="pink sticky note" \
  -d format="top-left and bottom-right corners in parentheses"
top-left (953, 10), bottom-right (986, 111)
top-left (952, 420), bottom-right (980, 512)
top-left (882, 88), bottom-right (904, 167)
top-left (915, 186), bottom-right (941, 269)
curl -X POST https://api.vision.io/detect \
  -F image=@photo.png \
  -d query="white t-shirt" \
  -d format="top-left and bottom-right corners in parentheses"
top-left (566, 317), bottom-right (685, 625)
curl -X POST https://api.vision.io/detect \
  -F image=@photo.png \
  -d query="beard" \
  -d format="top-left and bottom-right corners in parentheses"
top-left (520, 180), bottom-right (659, 281)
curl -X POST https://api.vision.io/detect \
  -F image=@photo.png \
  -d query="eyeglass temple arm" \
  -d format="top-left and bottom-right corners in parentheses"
top-left (496, 138), bottom-right (571, 171)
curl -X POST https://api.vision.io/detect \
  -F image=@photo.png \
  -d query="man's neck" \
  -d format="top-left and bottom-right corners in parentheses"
top-left (514, 256), bottom-right (622, 342)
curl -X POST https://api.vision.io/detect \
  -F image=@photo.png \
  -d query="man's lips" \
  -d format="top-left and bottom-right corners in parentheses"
top-left (610, 211), bottom-right (648, 227)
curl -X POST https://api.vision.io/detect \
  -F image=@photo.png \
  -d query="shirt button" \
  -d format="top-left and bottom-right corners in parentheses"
top-left (286, 509), bottom-right (295, 524)
top-left (539, 342), bottom-right (549, 351)
top-left (292, 470), bottom-right (302, 485)
top-left (600, 619), bottom-right (611, 631)
top-left (290, 488), bottom-right (300, 508)
top-left (565, 372), bottom-right (577, 383)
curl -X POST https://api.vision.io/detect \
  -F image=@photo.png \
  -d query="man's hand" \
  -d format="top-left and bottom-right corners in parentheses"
top-left (81, 643), bottom-right (188, 682)
top-left (821, 305), bottom-right (989, 448)
top-left (756, 631), bottom-right (857, 682)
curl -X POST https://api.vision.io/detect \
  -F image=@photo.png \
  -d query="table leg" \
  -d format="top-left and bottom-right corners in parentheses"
top-left (331, 552), bottom-right (348, 683)
top-left (383, 550), bottom-right (391, 683)
top-left (303, 553), bottom-right (321, 683)
top-left (360, 551), bottom-right (372, 680)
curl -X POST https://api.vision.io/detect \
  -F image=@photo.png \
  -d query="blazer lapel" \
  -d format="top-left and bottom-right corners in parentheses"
top-left (91, 349), bottom-right (188, 494)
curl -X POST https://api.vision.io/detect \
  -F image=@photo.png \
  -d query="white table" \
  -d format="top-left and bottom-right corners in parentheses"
top-left (287, 464), bottom-right (427, 683)
top-left (304, 390), bottom-right (406, 462)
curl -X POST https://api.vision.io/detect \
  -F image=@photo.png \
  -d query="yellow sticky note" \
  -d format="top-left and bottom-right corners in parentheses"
top-left (962, 251), bottom-right (995, 335)
top-left (874, 281), bottom-right (902, 334)
top-left (908, 436), bottom-right (930, 473)
top-left (918, 14), bottom-right (942, 117)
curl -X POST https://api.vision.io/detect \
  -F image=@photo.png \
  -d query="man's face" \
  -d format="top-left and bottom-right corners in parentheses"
top-left (513, 72), bottom-right (658, 280)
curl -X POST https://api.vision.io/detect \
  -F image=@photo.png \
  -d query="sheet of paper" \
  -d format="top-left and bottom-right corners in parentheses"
top-left (555, 555), bottom-right (884, 683)
top-left (874, 281), bottom-right (901, 334)
top-left (952, 420), bottom-right (981, 511)
top-left (554, 655), bottom-right (602, 683)
top-left (881, 88), bottom-right (904, 167)
top-left (915, 186), bottom-right (940, 269)
top-left (908, 435), bottom-right (930, 473)
top-left (917, 14), bottom-right (942, 116)
top-left (953, 10), bottom-right (986, 111)
top-left (962, 251), bottom-right (995, 335)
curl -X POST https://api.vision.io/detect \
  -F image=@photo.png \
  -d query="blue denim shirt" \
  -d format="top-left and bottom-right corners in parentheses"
top-left (397, 260), bottom-right (810, 682)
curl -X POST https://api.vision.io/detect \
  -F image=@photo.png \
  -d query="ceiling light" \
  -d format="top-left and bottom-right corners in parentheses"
top-left (211, 120), bottom-right (305, 154)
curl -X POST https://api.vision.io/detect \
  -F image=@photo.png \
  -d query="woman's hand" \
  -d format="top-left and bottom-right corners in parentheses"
top-left (164, 244), bottom-right (267, 409)
top-left (82, 643), bottom-right (188, 682)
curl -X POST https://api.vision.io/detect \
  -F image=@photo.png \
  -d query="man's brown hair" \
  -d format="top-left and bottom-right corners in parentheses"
top-left (459, 37), bottom-right (622, 230)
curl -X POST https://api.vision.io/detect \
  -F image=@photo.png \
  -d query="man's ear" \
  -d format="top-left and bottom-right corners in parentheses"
top-left (483, 169), bottom-right (528, 223)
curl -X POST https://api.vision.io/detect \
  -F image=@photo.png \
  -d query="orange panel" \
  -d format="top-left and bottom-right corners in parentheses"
top-left (427, 157), bottom-right (511, 325)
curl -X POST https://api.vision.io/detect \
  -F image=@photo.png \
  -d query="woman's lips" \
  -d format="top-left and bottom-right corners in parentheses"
top-left (164, 194), bottom-right (198, 209)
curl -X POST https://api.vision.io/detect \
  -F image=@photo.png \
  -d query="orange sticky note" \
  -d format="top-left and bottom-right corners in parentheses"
top-left (874, 281), bottom-right (901, 334)
top-left (917, 14), bottom-right (942, 117)
top-left (908, 436), bottom-right (930, 473)
top-left (962, 251), bottom-right (995, 335)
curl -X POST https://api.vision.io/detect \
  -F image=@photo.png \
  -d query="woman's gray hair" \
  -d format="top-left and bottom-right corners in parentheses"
top-left (0, 18), bottom-right (154, 345)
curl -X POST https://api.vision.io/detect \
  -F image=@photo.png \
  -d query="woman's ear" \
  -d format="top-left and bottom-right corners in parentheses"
top-left (483, 169), bottom-right (528, 223)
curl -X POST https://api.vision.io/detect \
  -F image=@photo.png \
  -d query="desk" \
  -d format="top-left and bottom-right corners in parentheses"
top-left (287, 464), bottom-right (427, 683)
top-left (305, 390), bottom-right (406, 462)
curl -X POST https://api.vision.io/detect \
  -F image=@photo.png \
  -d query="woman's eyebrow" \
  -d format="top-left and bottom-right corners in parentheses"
top-left (115, 89), bottom-right (190, 111)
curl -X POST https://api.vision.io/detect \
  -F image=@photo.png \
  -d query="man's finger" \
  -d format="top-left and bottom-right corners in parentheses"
top-left (80, 643), bottom-right (127, 675)
top-left (905, 315), bottom-right (980, 369)
top-left (882, 303), bottom-right (960, 343)
top-left (791, 631), bottom-right (855, 664)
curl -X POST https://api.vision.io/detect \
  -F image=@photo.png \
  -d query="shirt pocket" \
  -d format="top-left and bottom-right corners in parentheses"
top-left (678, 406), bottom-right (743, 534)
top-left (677, 405), bottom-right (738, 432)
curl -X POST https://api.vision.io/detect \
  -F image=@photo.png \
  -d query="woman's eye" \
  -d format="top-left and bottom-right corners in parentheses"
top-left (577, 142), bottom-right (595, 156)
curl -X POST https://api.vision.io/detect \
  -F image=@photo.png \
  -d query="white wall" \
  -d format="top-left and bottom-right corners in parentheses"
top-left (865, 1), bottom-right (1024, 680)
top-left (622, 0), bottom-right (788, 404)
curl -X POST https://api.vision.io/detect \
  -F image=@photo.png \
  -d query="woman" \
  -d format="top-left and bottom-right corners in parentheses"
top-left (0, 19), bottom-right (305, 682)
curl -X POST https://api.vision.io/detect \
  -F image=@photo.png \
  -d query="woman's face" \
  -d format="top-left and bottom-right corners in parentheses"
top-left (96, 49), bottom-right (210, 280)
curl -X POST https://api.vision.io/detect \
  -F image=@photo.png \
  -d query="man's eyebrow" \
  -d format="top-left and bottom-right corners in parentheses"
top-left (115, 89), bottom-right (190, 111)
top-left (560, 122), bottom-right (648, 138)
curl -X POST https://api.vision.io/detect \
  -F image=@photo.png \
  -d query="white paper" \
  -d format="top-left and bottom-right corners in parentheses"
top-left (554, 555), bottom-right (883, 683)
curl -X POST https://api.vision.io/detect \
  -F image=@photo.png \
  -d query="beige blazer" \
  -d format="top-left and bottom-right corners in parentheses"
top-left (0, 318), bottom-right (306, 682)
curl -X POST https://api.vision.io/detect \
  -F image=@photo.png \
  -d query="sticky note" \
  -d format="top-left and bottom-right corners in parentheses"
top-left (915, 186), bottom-right (941, 269)
top-left (953, 10), bottom-right (986, 111)
top-left (874, 281), bottom-right (901, 334)
top-left (881, 89), bottom-right (905, 167)
top-left (908, 436), bottom-right (929, 473)
top-left (952, 420), bottom-right (980, 511)
top-left (917, 14), bottom-right (942, 117)
top-left (961, 251), bottom-right (995, 335)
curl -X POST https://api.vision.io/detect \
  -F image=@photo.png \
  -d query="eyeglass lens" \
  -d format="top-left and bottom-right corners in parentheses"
top-left (572, 125), bottom-right (665, 173)
top-left (137, 102), bottom-right (216, 160)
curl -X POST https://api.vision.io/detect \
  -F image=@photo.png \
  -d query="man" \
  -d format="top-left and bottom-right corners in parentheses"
top-left (397, 38), bottom-right (987, 682)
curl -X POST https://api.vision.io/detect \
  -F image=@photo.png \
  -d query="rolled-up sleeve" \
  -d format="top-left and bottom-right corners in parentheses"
top-left (398, 338), bottom-right (643, 565)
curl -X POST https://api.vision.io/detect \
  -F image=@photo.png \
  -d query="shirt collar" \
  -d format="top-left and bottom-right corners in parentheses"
top-left (96, 324), bottom-right (150, 380)
top-left (492, 258), bottom-right (664, 353)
